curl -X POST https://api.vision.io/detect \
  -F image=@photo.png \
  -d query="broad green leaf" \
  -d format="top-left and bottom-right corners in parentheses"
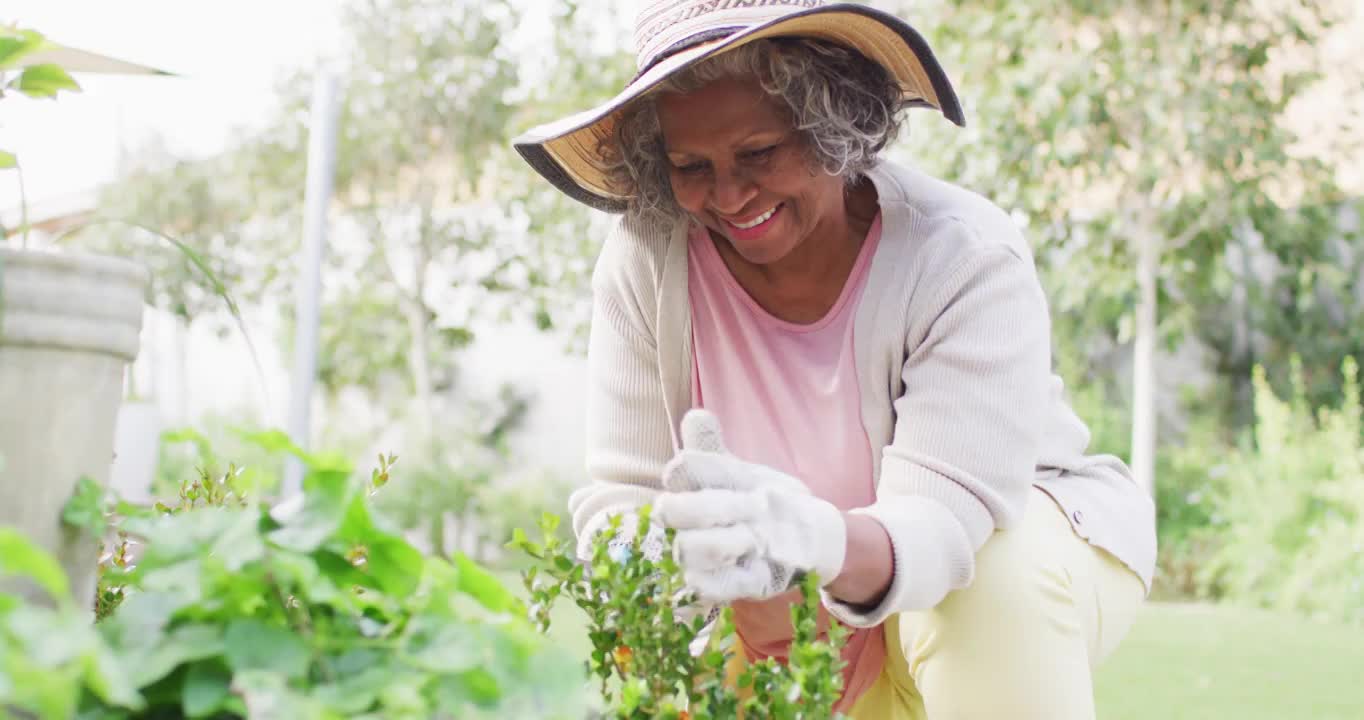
top-left (0, 657), bottom-right (81, 719)
top-left (182, 660), bottom-right (232, 718)
top-left (0, 150), bottom-right (16, 169)
top-left (453, 552), bottom-right (521, 614)
top-left (209, 508), bottom-right (267, 570)
top-left (0, 528), bottom-right (70, 603)
top-left (123, 507), bottom-right (240, 563)
top-left (267, 552), bottom-right (347, 609)
top-left (0, 30), bottom-right (44, 70)
top-left (268, 503), bottom-right (345, 552)
top-left (316, 649), bottom-right (387, 684)
top-left (267, 475), bottom-right (350, 552)
top-left (4, 605), bottom-right (95, 666)
top-left (84, 644), bottom-right (146, 710)
top-left (99, 590), bottom-right (180, 645)
top-left (137, 560), bottom-right (204, 606)
top-left (232, 670), bottom-right (336, 720)
top-left (128, 624), bottom-right (224, 687)
top-left (402, 616), bottom-right (484, 673)
top-left (16, 63), bottom-right (79, 98)
top-left (223, 619), bottom-right (311, 679)
top-left (374, 674), bottom-right (427, 716)
top-left (61, 476), bottom-right (107, 538)
top-left (311, 665), bottom-right (394, 714)
top-left (236, 428), bottom-right (352, 476)
top-left (364, 536), bottom-right (424, 597)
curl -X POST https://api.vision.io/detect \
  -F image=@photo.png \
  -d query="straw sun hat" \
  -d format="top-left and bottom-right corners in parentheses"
top-left (513, 0), bottom-right (965, 213)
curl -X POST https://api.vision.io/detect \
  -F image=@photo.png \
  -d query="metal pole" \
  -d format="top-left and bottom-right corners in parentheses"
top-left (283, 69), bottom-right (341, 496)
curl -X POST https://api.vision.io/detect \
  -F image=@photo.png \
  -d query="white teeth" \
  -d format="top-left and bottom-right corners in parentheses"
top-left (731, 206), bottom-right (777, 230)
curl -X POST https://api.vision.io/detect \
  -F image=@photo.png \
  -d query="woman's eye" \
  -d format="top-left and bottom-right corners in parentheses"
top-left (674, 162), bottom-right (707, 175)
top-left (741, 145), bottom-right (777, 162)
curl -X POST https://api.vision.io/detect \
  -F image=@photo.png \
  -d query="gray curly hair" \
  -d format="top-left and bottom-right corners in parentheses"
top-left (600, 37), bottom-right (907, 219)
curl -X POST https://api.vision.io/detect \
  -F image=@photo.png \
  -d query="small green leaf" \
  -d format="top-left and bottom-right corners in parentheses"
top-left (0, 150), bottom-right (16, 169)
top-left (454, 667), bottom-right (503, 708)
top-left (61, 476), bottom-right (107, 538)
top-left (0, 528), bottom-right (70, 602)
top-left (223, 619), bottom-right (311, 679)
top-left (16, 63), bottom-right (80, 98)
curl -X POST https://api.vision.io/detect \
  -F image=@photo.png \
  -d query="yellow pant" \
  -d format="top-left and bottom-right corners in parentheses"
top-left (729, 488), bottom-right (1146, 719)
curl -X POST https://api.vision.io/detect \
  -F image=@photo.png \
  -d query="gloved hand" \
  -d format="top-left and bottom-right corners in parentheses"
top-left (654, 409), bottom-right (848, 604)
top-left (600, 509), bottom-right (718, 654)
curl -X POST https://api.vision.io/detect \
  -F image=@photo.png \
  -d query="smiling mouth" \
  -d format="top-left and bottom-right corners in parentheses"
top-left (725, 204), bottom-right (781, 230)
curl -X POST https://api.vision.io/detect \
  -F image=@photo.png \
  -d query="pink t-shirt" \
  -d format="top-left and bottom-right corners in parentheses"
top-left (687, 215), bottom-right (886, 711)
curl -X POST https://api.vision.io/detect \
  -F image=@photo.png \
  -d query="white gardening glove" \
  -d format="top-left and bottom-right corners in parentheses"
top-left (598, 509), bottom-right (718, 654)
top-left (654, 409), bottom-right (848, 604)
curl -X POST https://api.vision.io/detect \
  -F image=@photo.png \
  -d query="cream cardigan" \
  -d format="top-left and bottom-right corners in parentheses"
top-left (568, 161), bottom-right (1156, 628)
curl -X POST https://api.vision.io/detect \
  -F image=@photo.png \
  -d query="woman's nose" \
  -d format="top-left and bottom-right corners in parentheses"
top-left (708, 168), bottom-right (757, 215)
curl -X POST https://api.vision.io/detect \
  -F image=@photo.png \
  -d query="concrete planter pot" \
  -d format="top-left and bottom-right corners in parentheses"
top-left (0, 246), bottom-right (147, 607)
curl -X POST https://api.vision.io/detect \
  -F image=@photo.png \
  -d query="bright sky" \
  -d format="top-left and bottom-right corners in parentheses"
top-left (2, 0), bottom-right (626, 214)
top-left (3, 0), bottom-right (343, 207)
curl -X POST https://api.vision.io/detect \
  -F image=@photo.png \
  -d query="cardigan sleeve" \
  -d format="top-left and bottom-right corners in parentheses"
top-left (566, 217), bottom-right (675, 561)
top-left (824, 238), bottom-right (1052, 627)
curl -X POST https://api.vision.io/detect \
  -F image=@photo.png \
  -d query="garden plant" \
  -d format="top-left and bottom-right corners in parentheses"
top-left (512, 509), bottom-right (850, 719)
top-left (0, 436), bottom-right (585, 719)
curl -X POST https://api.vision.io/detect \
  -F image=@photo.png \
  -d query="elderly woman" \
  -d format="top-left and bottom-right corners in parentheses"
top-left (515, 2), bottom-right (1156, 718)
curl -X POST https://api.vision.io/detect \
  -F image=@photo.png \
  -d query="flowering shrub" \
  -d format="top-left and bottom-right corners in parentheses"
top-left (512, 508), bottom-right (849, 719)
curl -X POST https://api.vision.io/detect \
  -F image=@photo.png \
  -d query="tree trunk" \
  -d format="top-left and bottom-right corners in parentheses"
top-left (1131, 227), bottom-right (1159, 496)
top-left (404, 226), bottom-right (435, 436)
top-left (404, 298), bottom-right (435, 434)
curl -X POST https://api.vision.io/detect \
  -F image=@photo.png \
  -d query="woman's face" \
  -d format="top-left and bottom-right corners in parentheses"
top-left (656, 74), bottom-right (846, 267)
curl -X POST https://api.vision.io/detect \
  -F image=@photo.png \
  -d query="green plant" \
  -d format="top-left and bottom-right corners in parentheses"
top-left (1198, 357), bottom-right (1364, 623)
top-left (1, 437), bottom-right (584, 719)
top-left (512, 510), bottom-right (848, 719)
top-left (0, 26), bottom-right (80, 247)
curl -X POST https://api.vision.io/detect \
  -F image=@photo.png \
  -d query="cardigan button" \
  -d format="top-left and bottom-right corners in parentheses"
top-left (1071, 510), bottom-right (1085, 525)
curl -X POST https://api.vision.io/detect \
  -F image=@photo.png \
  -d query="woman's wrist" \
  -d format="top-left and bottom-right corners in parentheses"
top-left (825, 512), bottom-right (894, 607)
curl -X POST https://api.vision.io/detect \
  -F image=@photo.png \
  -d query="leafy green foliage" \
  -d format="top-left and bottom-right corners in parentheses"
top-left (513, 510), bottom-right (848, 719)
top-left (895, 0), bottom-right (1356, 428)
top-left (1195, 357), bottom-right (1364, 624)
top-left (0, 25), bottom-right (82, 246)
top-left (1, 449), bottom-right (585, 719)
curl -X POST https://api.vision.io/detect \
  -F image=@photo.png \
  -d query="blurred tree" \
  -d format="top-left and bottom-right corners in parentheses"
top-left (499, 0), bottom-right (634, 349)
top-left (70, 135), bottom-right (302, 326)
top-left (270, 0), bottom-right (632, 410)
top-left (893, 0), bottom-right (1356, 490)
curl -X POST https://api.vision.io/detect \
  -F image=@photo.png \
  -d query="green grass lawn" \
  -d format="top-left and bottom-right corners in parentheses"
top-left (511, 569), bottom-right (1364, 720)
top-left (1096, 603), bottom-right (1364, 719)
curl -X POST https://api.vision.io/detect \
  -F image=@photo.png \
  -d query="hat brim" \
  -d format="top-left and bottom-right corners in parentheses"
top-left (513, 3), bottom-right (965, 213)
